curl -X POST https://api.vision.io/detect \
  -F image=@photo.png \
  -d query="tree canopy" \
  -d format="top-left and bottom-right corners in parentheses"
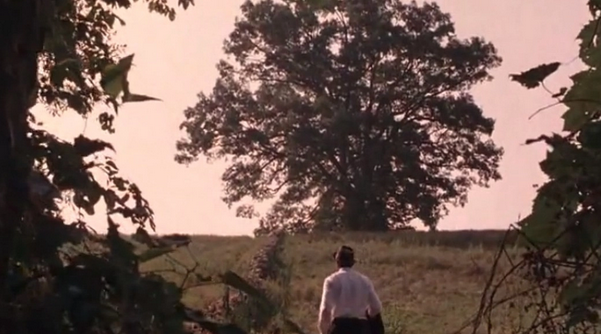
top-left (177, 0), bottom-right (504, 234)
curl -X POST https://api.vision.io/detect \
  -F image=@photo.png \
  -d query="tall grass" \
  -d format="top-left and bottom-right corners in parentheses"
top-left (145, 230), bottom-right (526, 334)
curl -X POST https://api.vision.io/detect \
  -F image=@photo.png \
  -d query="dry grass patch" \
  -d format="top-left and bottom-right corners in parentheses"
top-left (281, 233), bottom-right (524, 334)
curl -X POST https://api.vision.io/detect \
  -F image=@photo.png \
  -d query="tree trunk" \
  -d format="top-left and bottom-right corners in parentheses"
top-left (341, 194), bottom-right (364, 230)
top-left (365, 198), bottom-right (388, 231)
top-left (343, 112), bottom-right (389, 232)
top-left (341, 192), bottom-right (388, 232)
top-left (0, 0), bottom-right (47, 324)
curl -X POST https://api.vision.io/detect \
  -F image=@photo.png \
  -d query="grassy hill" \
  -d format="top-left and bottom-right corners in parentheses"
top-left (143, 230), bottom-right (526, 334)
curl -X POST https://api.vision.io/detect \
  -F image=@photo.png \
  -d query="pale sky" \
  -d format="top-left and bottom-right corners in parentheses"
top-left (35, 0), bottom-right (589, 235)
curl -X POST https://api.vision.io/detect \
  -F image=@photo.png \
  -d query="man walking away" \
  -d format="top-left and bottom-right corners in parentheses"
top-left (318, 246), bottom-right (384, 334)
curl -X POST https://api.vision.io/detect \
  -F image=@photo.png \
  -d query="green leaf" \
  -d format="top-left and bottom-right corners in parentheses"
top-left (111, 13), bottom-right (126, 26)
top-left (578, 18), bottom-right (601, 67)
top-left (578, 19), bottom-right (597, 47)
top-left (509, 62), bottom-right (562, 89)
top-left (518, 188), bottom-right (563, 245)
top-left (106, 217), bottom-right (138, 270)
top-left (132, 226), bottom-right (156, 246)
top-left (73, 135), bottom-right (114, 157)
top-left (101, 54), bottom-right (135, 98)
top-left (560, 70), bottom-right (601, 131)
top-left (578, 120), bottom-right (601, 149)
top-left (73, 191), bottom-right (95, 215)
top-left (560, 279), bottom-right (582, 307)
top-left (28, 171), bottom-right (60, 200)
top-left (562, 108), bottom-right (589, 132)
top-left (179, 0), bottom-right (195, 9)
top-left (588, 0), bottom-right (601, 14)
top-left (218, 271), bottom-right (268, 303)
top-left (122, 93), bottom-right (162, 103)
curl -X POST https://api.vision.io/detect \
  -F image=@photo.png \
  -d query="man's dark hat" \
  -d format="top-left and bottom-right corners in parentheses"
top-left (333, 245), bottom-right (355, 260)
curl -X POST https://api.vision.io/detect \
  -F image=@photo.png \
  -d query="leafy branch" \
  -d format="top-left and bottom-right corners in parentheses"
top-left (0, 0), bottom-right (269, 333)
top-left (470, 1), bottom-right (601, 334)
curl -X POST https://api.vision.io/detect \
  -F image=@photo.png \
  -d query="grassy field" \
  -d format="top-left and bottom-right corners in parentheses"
top-left (143, 230), bottom-right (528, 334)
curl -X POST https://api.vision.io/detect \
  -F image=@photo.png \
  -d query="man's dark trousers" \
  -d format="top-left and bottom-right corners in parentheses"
top-left (367, 313), bottom-right (384, 334)
top-left (328, 318), bottom-right (369, 334)
top-left (327, 313), bottom-right (384, 334)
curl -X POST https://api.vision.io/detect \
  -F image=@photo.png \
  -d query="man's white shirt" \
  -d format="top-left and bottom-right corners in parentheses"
top-left (317, 268), bottom-right (382, 334)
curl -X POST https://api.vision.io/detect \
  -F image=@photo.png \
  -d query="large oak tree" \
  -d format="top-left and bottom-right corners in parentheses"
top-left (177, 0), bottom-right (504, 234)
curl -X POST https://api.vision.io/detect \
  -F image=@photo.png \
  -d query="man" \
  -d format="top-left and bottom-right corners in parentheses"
top-left (318, 245), bottom-right (384, 334)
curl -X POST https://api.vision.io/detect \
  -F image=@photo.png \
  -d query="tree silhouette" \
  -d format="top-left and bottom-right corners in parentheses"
top-left (177, 0), bottom-right (504, 234)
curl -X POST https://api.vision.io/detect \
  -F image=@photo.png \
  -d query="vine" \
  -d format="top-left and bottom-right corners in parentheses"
top-left (471, 1), bottom-right (601, 333)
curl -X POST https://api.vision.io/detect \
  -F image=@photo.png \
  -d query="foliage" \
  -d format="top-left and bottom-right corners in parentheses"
top-left (224, 235), bottom-right (304, 334)
top-left (508, 62), bottom-right (561, 89)
top-left (145, 235), bottom-right (303, 334)
top-left (0, 0), bottom-right (273, 333)
top-left (39, 0), bottom-right (184, 128)
top-left (473, 2), bottom-right (601, 334)
top-left (176, 0), bottom-right (504, 234)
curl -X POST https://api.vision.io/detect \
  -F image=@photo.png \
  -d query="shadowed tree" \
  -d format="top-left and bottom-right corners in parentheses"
top-left (177, 0), bottom-right (504, 234)
top-left (0, 1), bottom-right (264, 333)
